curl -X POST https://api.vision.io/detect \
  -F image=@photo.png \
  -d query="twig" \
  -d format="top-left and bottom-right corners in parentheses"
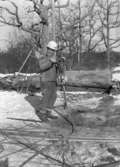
top-left (0, 148), bottom-right (26, 159)
top-left (16, 140), bottom-right (72, 167)
top-left (0, 129), bottom-right (72, 167)
top-left (7, 117), bottom-right (42, 123)
top-left (54, 108), bottom-right (74, 134)
top-left (38, 106), bottom-right (74, 133)
top-left (19, 152), bottom-right (38, 167)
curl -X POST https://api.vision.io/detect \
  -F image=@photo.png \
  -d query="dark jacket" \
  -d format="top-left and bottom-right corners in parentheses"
top-left (38, 56), bottom-right (57, 82)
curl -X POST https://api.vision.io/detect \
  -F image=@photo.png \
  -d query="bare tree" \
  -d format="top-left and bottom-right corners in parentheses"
top-left (0, 0), bottom-right (70, 55)
top-left (96, 0), bottom-right (120, 80)
top-left (55, 0), bottom-right (100, 67)
top-left (81, 1), bottom-right (102, 54)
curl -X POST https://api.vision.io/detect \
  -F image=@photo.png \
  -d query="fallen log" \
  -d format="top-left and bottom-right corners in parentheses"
top-left (0, 73), bottom-right (114, 93)
top-left (59, 81), bottom-right (112, 89)
top-left (58, 81), bottom-right (113, 93)
top-left (0, 79), bottom-right (113, 93)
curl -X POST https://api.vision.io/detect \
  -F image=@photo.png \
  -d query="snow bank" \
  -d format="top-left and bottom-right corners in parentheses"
top-left (0, 91), bottom-right (36, 128)
top-left (112, 65), bottom-right (120, 81)
top-left (112, 73), bottom-right (120, 81)
top-left (0, 73), bottom-right (40, 78)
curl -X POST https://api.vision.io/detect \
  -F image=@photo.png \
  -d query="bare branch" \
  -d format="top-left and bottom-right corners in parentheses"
top-left (0, 0), bottom-right (22, 27)
top-left (26, 0), bottom-right (48, 25)
top-left (9, 1), bottom-right (22, 26)
top-left (19, 153), bottom-right (38, 167)
top-left (0, 6), bottom-right (14, 15)
top-left (0, 18), bottom-right (39, 35)
top-left (88, 38), bottom-right (104, 52)
top-left (0, 0), bottom-right (44, 37)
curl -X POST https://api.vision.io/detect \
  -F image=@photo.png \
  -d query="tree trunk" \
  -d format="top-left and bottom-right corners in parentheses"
top-left (106, 0), bottom-right (112, 83)
top-left (39, 4), bottom-right (49, 55)
top-left (78, 0), bottom-right (82, 64)
top-left (51, 0), bottom-right (56, 40)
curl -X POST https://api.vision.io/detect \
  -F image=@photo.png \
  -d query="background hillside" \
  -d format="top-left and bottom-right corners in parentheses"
top-left (0, 41), bottom-right (120, 73)
top-left (66, 51), bottom-right (120, 70)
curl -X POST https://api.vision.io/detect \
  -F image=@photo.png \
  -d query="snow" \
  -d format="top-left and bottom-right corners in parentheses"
top-left (112, 65), bottom-right (120, 81)
top-left (112, 73), bottom-right (120, 81)
top-left (0, 91), bottom-right (36, 128)
top-left (1, 70), bottom-right (120, 166)
top-left (112, 65), bottom-right (120, 72)
top-left (0, 92), bottom-right (120, 166)
top-left (113, 94), bottom-right (120, 105)
top-left (0, 73), bottom-right (40, 78)
top-left (0, 89), bottom-right (119, 129)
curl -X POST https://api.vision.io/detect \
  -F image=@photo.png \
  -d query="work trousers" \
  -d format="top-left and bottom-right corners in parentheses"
top-left (40, 81), bottom-right (57, 109)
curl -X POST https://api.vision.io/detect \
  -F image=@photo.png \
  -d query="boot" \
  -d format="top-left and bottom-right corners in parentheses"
top-left (35, 110), bottom-right (49, 122)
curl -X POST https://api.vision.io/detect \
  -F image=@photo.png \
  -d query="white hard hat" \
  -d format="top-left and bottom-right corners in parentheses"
top-left (47, 41), bottom-right (58, 51)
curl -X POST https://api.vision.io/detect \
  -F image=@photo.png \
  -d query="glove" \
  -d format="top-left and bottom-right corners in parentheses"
top-left (59, 75), bottom-right (68, 83)
top-left (35, 50), bottom-right (44, 59)
top-left (60, 56), bottom-right (66, 62)
top-left (50, 55), bottom-right (57, 63)
top-left (62, 76), bottom-right (68, 82)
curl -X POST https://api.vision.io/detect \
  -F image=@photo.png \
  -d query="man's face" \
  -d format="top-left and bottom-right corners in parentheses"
top-left (47, 48), bottom-right (56, 57)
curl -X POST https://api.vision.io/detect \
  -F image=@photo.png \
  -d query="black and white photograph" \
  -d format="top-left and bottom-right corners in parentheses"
top-left (0, 0), bottom-right (120, 166)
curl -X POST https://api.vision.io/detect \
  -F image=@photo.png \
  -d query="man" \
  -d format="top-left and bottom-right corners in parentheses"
top-left (34, 40), bottom-right (58, 122)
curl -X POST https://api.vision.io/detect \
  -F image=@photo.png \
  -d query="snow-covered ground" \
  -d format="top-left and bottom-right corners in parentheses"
top-left (0, 90), bottom-right (101, 128)
top-left (1, 69), bottom-right (120, 166)
top-left (0, 90), bottom-right (120, 167)
top-left (0, 90), bottom-right (103, 167)
top-left (0, 91), bottom-right (36, 128)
